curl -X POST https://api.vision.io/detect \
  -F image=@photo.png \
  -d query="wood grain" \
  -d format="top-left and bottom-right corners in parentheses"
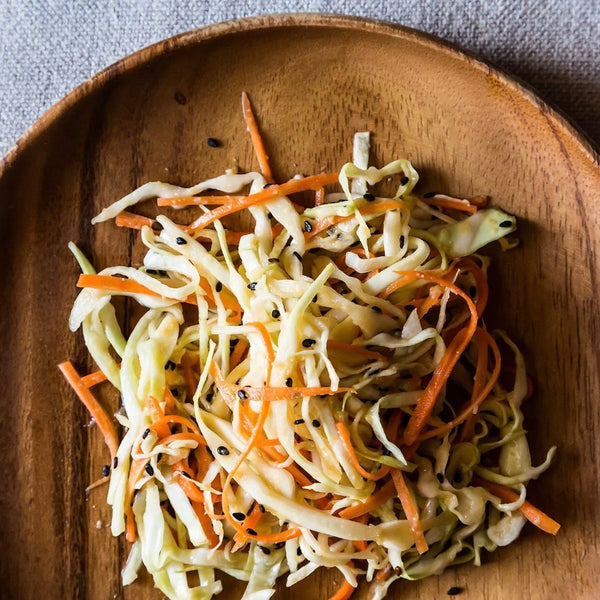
top-left (0, 14), bottom-right (599, 600)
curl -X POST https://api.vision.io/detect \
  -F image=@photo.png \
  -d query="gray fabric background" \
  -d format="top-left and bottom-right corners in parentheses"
top-left (1, 0), bottom-right (599, 158)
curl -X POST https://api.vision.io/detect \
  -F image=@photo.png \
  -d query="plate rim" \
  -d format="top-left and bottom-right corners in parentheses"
top-left (1, 12), bottom-right (599, 180)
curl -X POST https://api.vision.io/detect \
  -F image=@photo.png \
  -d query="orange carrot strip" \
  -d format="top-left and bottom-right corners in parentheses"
top-left (115, 211), bottom-right (155, 230)
top-left (76, 274), bottom-right (198, 305)
top-left (145, 395), bottom-right (171, 438)
top-left (328, 579), bottom-right (356, 600)
top-left (391, 469), bottom-right (428, 554)
top-left (156, 432), bottom-right (207, 448)
top-left (80, 370), bottom-right (108, 388)
top-left (241, 92), bottom-right (274, 183)
top-left (327, 340), bottom-right (385, 362)
top-left (58, 361), bottom-right (119, 458)
top-left (305, 215), bottom-right (347, 239)
top-left (181, 353), bottom-right (197, 401)
top-left (189, 172), bottom-right (338, 232)
top-left (419, 328), bottom-right (501, 442)
top-left (336, 422), bottom-right (390, 481)
top-left (358, 200), bottom-right (406, 216)
top-left (126, 507), bottom-right (136, 542)
top-left (352, 515), bottom-right (369, 551)
top-left (338, 480), bottom-right (395, 519)
top-left (396, 272), bottom-right (478, 445)
top-left (157, 195), bottom-right (244, 207)
top-left (192, 500), bottom-right (220, 547)
top-left (150, 414), bottom-right (201, 437)
top-left (422, 195), bottom-right (478, 213)
top-left (471, 477), bottom-right (561, 535)
top-left (230, 338), bottom-right (250, 368)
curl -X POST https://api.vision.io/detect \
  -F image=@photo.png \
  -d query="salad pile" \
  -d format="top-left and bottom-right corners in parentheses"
top-left (60, 94), bottom-right (559, 600)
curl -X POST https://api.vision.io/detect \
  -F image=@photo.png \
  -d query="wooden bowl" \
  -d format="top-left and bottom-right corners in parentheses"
top-left (1, 14), bottom-right (598, 600)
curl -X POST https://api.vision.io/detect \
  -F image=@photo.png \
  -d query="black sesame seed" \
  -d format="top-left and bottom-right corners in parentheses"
top-left (142, 428), bottom-right (151, 439)
top-left (206, 137), bottom-right (220, 148)
top-left (371, 306), bottom-right (383, 313)
top-left (469, 285), bottom-right (477, 298)
top-left (246, 528), bottom-right (258, 536)
top-left (171, 388), bottom-right (179, 397)
top-left (312, 419), bottom-right (321, 428)
top-left (274, 542), bottom-right (285, 549)
top-left (151, 221), bottom-right (163, 232)
top-left (423, 192), bottom-right (437, 198)
top-left (285, 378), bottom-right (293, 387)
top-left (394, 566), bottom-right (402, 576)
top-left (206, 392), bottom-right (214, 403)
top-left (145, 463), bottom-right (154, 476)
top-left (260, 546), bottom-right (271, 554)
top-left (302, 338), bottom-right (316, 348)
top-left (216, 281), bottom-right (223, 292)
top-left (447, 587), bottom-right (463, 596)
top-left (303, 220), bottom-right (313, 233)
top-left (499, 220), bottom-right (513, 228)
top-left (272, 309), bottom-right (281, 318)
top-left (363, 193), bottom-right (375, 201)
top-left (293, 251), bottom-right (302, 261)
top-left (247, 282), bottom-right (257, 290)
top-left (217, 446), bottom-right (230, 456)
top-left (237, 390), bottom-right (248, 399)
top-left (312, 295), bottom-right (317, 303)
top-left (297, 546), bottom-right (303, 556)
top-left (294, 419), bottom-right (305, 425)
top-left (101, 464), bottom-right (110, 477)
top-left (113, 457), bottom-right (119, 469)
top-left (436, 473), bottom-right (444, 483)
top-left (267, 212), bottom-right (273, 218)
top-left (259, 504), bottom-right (266, 513)
top-left (382, 447), bottom-right (391, 456)
top-left (400, 176), bottom-right (409, 185)
top-left (399, 235), bottom-right (406, 249)
top-left (175, 237), bottom-right (187, 245)
top-left (232, 512), bottom-right (246, 521)
top-left (157, 453), bottom-right (163, 462)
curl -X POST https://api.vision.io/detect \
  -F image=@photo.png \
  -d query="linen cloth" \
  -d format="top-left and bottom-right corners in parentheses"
top-left (0, 0), bottom-right (599, 157)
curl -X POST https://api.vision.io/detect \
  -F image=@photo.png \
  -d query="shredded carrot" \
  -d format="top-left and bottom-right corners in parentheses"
top-left (338, 479), bottom-right (395, 519)
top-left (156, 432), bottom-right (207, 448)
top-left (181, 353), bottom-right (197, 401)
top-left (126, 507), bottom-right (136, 542)
top-left (336, 422), bottom-right (390, 481)
top-left (189, 172), bottom-right (338, 232)
top-left (163, 387), bottom-right (177, 415)
top-left (145, 395), bottom-right (170, 438)
top-left (352, 514), bottom-right (369, 551)
top-left (391, 469), bottom-right (428, 554)
top-left (358, 200), bottom-right (407, 217)
top-left (422, 195), bottom-right (478, 214)
top-left (80, 369), bottom-right (108, 388)
top-left (76, 273), bottom-right (198, 305)
top-left (328, 578), bottom-right (356, 600)
top-left (305, 215), bottom-right (347, 239)
top-left (241, 92), bottom-right (274, 183)
top-left (192, 500), bottom-right (220, 547)
top-left (471, 477), bottom-right (560, 535)
top-left (58, 361), bottom-right (119, 458)
top-left (419, 328), bottom-right (501, 442)
top-left (115, 211), bottom-right (155, 230)
top-left (389, 271), bottom-right (478, 445)
top-left (157, 195), bottom-right (244, 207)
top-left (150, 414), bottom-right (201, 438)
top-left (230, 338), bottom-right (249, 368)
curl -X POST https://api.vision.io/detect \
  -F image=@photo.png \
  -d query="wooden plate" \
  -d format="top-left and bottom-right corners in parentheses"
top-left (1, 14), bottom-right (598, 600)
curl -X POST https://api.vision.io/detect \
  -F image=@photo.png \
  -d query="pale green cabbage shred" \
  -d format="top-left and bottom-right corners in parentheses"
top-left (66, 132), bottom-right (555, 600)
